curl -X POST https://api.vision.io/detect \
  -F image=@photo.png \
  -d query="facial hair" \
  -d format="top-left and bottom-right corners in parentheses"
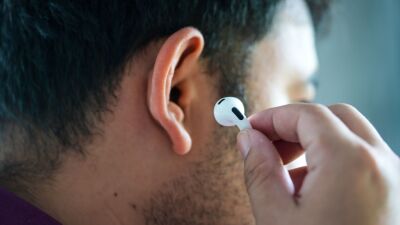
top-left (142, 35), bottom-right (255, 224)
top-left (142, 127), bottom-right (254, 225)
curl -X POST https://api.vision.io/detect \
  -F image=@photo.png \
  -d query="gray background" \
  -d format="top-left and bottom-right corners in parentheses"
top-left (316, 0), bottom-right (400, 154)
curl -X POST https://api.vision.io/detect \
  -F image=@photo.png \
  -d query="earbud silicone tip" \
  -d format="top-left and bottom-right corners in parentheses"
top-left (213, 97), bottom-right (252, 130)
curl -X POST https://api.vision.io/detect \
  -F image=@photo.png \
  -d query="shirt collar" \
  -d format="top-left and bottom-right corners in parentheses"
top-left (0, 186), bottom-right (61, 225)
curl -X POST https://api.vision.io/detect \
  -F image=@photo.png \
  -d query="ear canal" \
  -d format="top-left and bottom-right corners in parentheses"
top-left (170, 87), bottom-right (181, 104)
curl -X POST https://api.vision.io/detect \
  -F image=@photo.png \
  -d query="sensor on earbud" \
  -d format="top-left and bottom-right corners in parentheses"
top-left (213, 97), bottom-right (252, 130)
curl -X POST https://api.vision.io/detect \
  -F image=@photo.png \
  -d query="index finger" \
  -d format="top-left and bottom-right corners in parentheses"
top-left (249, 104), bottom-right (357, 158)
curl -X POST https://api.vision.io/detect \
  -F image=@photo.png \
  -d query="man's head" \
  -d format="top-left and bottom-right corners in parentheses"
top-left (0, 0), bottom-right (329, 224)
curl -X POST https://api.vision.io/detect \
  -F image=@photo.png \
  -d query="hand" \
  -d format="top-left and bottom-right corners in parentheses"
top-left (237, 103), bottom-right (400, 225)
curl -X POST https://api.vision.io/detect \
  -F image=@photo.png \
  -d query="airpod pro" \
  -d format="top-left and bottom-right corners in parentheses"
top-left (213, 97), bottom-right (252, 130)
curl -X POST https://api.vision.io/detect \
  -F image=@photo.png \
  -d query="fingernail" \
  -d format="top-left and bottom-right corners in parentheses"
top-left (237, 130), bottom-right (251, 158)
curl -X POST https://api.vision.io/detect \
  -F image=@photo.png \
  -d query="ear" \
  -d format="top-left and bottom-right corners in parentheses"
top-left (148, 27), bottom-right (204, 155)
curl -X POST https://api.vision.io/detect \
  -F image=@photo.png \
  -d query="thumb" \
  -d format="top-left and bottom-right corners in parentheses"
top-left (237, 129), bottom-right (296, 223)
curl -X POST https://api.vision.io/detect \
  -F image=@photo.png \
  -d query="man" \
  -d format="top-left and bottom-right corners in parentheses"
top-left (0, 0), bottom-right (399, 225)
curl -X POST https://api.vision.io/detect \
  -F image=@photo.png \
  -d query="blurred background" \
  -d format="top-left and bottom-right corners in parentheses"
top-left (316, 0), bottom-right (400, 154)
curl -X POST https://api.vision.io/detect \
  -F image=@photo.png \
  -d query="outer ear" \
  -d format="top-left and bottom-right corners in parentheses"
top-left (148, 27), bottom-right (204, 155)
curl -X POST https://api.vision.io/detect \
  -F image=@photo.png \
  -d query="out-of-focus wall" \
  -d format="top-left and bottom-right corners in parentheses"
top-left (316, 0), bottom-right (400, 154)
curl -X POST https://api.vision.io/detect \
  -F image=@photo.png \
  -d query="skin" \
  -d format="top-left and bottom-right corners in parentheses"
top-left (238, 104), bottom-right (400, 225)
top-left (28, 0), bottom-right (399, 224)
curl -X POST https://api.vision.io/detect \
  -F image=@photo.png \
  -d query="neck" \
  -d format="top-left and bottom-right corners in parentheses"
top-left (32, 153), bottom-right (146, 225)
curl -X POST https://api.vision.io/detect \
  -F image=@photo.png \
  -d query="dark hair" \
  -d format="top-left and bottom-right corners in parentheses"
top-left (0, 0), bottom-right (330, 195)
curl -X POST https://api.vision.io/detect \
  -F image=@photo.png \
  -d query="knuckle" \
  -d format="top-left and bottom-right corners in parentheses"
top-left (345, 142), bottom-right (377, 171)
top-left (304, 103), bottom-right (330, 117)
top-left (314, 138), bottom-right (375, 170)
top-left (354, 144), bottom-right (374, 167)
top-left (330, 103), bottom-right (358, 114)
top-left (351, 143), bottom-right (387, 187)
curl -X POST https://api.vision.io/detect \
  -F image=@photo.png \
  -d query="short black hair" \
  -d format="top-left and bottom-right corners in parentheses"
top-left (0, 0), bottom-right (330, 195)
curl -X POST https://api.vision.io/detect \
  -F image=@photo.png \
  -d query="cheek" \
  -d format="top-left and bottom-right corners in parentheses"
top-left (185, 75), bottom-right (219, 152)
top-left (246, 75), bottom-right (290, 113)
top-left (186, 100), bottom-right (216, 150)
top-left (259, 86), bottom-right (290, 110)
top-left (246, 47), bottom-right (291, 113)
top-left (246, 26), bottom-right (318, 112)
top-left (275, 24), bottom-right (318, 79)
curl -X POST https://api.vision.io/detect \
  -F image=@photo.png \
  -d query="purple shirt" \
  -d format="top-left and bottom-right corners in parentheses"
top-left (0, 187), bottom-right (61, 225)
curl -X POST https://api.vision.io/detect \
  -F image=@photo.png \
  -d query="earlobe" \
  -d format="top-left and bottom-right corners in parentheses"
top-left (148, 27), bottom-right (204, 155)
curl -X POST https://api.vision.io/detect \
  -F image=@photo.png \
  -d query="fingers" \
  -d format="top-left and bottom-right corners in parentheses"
top-left (273, 140), bottom-right (304, 165)
top-left (328, 103), bottom-right (384, 147)
top-left (237, 129), bottom-right (295, 224)
top-left (289, 166), bottom-right (307, 196)
top-left (249, 104), bottom-right (357, 164)
top-left (238, 103), bottom-right (399, 225)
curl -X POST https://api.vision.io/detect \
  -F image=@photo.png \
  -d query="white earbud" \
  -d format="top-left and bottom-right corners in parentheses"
top-left (213, 97), bottom-right (252, 130)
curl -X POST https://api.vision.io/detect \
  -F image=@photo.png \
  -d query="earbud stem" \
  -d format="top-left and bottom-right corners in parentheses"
top-left (237, 119), bottom-right (252, 130)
